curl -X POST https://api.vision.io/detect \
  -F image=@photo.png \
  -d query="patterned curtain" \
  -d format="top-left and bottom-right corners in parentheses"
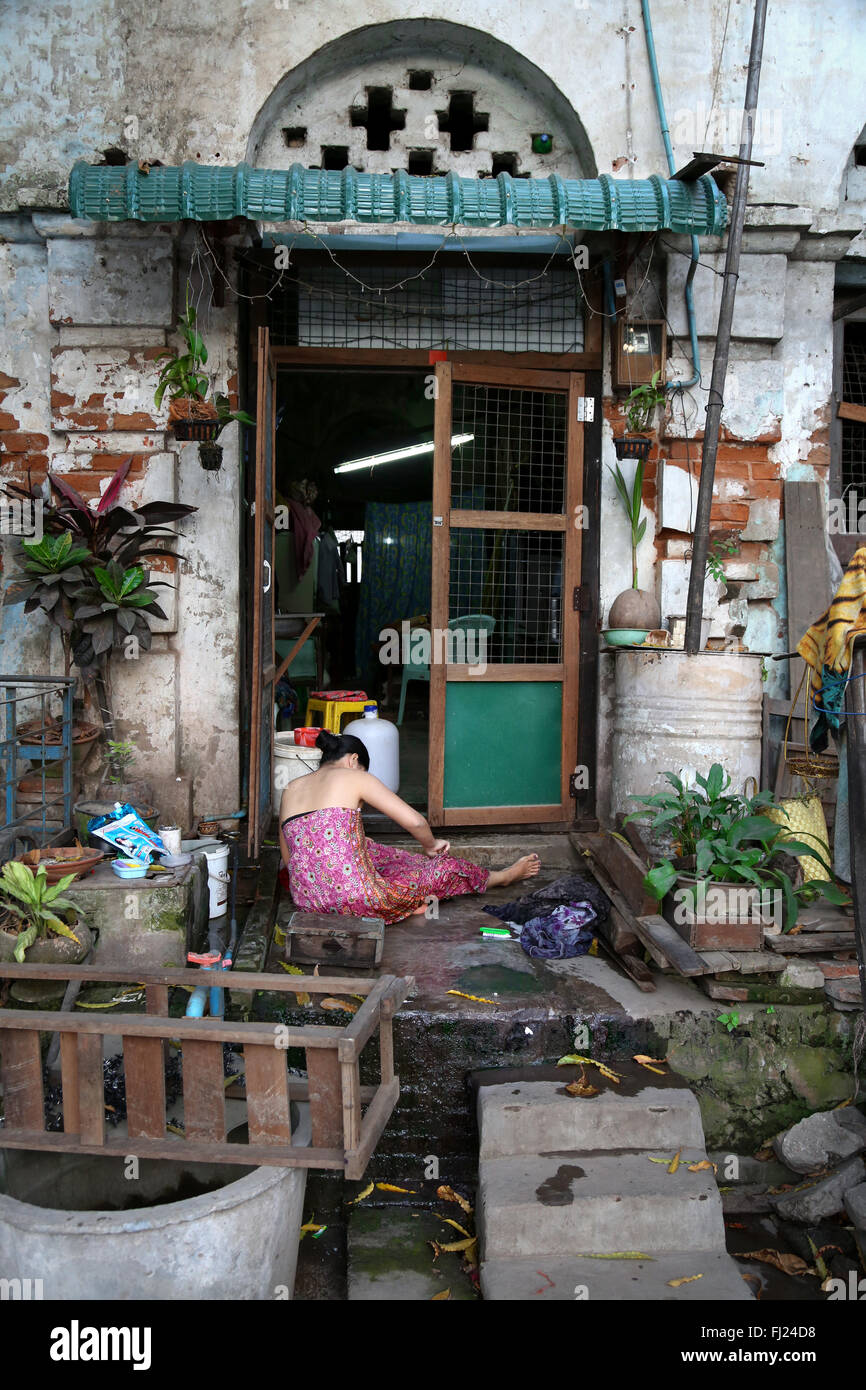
top-left (356, 502), bottom-right (432, 684)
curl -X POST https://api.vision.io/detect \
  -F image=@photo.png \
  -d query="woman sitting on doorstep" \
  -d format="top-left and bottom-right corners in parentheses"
top-left (279, 729), bottom-right (540, 923)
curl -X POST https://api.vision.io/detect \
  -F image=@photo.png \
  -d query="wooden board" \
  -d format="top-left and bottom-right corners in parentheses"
top-left (784, 480), bottom-right (831, 703)
top-left (0, 1030), bottom-right (44, 1130)
top-left (123, 1035), bottom-right (166, 1141)
top-left (766, 931), bottom-right (856, 954)
top-left (593, 934), bottom-right (656, 992)
top-left (698, 949), bottom-right (786, 975)
top-left (77, 1033), bottom-right (105, 1146)
top-left (572, 839), bottom-right (639, 950)
top-left (633, 915), bottom-right (708, 978)
top-left (244, 1047), bottom-right (293, 1146)
top-left (305, 1047), bottom-right (344, 1149)
top-left (572, 830), bottom-right (655, 916)
top-left (181, 1039), bottom-right (226, 1142)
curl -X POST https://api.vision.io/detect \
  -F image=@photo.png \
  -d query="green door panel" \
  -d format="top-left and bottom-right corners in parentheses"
top-left (443, 681), bottom-right (562, 808)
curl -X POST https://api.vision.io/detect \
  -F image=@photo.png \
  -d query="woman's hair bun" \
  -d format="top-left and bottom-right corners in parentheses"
top-left (315, 729), bottom-right (341, 755)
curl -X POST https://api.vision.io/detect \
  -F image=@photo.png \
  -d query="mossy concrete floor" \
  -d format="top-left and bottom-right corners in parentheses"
top-left (246, 833), bottom-right (862, 1188)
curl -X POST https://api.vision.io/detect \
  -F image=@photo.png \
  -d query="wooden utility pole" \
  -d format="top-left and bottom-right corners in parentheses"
top-left (684, 0), bottom-right (769, 653)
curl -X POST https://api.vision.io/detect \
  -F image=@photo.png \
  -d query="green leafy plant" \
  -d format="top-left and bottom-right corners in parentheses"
top-left (607, 458), bottom-right (647, 590)
top-left (627, 763), bottom-right (849, 931)
top-left (106, 739), bottom-right (136, 784)
top-left (153, 285), bottom-right (255, 432)
top-left (706, 536), bottom-right (739, 584)
top-left (213, 391), bottom-right (255, 437)
top-left (624, 763), bottom-right (776, 860)
top-left (5, 459), bottom-right (196, 743)
top-left (0, 861), bottom-right (82, 963)
top-left (624, 368), bottom-right (666, 434)
top-left (153, 284), bottom-right (210, 410)
top-left (717, 1011), bottom-right (740, 1033)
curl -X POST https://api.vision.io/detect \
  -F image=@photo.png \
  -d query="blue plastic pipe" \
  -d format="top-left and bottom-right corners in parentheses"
top-left (640, 0), bottom-right (702, 390)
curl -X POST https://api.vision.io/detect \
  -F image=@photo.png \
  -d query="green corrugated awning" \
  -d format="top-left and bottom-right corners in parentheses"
top-left (68, 161), bottom-right (727, 235)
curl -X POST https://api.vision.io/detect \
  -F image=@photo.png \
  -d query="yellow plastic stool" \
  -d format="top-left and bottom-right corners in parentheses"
top-left (304, 696), bottom-right (377, 734)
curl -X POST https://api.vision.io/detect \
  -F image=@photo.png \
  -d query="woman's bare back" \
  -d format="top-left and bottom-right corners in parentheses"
top-left (280, 764), bottom-right (366, 821)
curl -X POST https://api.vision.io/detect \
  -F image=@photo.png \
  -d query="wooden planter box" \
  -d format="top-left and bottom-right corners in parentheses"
top-left (665, 875), bottom-right (767, 950)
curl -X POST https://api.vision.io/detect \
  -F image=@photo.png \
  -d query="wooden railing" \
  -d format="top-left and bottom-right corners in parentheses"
top-left (0, 965), bottom-right (412, 1180)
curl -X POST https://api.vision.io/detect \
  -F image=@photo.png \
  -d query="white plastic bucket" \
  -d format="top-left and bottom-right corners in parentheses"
top-left (273, 735), bottom-right (321, 815)
top-left (203, 843), bottom-right (230, 919)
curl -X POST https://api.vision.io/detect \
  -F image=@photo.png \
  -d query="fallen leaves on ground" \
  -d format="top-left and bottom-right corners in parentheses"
top-left (320, 997), bottom-right (359, 1014)
top-left (667, 1274), bottom-right (703, 1287)
top-left (446, 990), bottom-right (497, 1005)
top-left (573, 1252), bottom-right (653, 1260)
top-left (376, 1182), bottom-right (416, 1194)
top-left (350, 1181), bottom-right (374, 1205)
top-left (440, 1217), bottom-right (472, 1239)
top-left (687, 1160), bottom-right (715, 1173)
top-left (753, 1142), bottom-right (775, 1162)
top-left (431, 1288), bottom-right (451, 1300)
top-left (556, 1054), bottom-right (623, 1084)
top-left (299, 1220), bottom-right (327, 1240)
top-left (565, 1067), bottom-right (601, 1098)
top-left (634, 1053), bottom-right (667, 1075)
top-left (668, 1149), bottom-right (682, 1174)
top-left (735, 1249), bottom-right (812, 1277)
top-left (278, 960), bottom-right (311, 1004)
top-left (437, 1185), bottom-right (473, 1214)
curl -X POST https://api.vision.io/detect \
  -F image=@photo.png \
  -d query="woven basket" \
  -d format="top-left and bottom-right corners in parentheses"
top-left (783, 668), bottom-right (839, 781)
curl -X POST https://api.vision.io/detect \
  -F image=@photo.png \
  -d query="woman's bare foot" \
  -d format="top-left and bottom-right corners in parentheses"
top-left (486, 854), bottom-right (541, 890)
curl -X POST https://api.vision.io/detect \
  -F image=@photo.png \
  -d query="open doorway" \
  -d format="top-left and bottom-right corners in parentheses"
top-left (274, 367), bottom-right (434, 808)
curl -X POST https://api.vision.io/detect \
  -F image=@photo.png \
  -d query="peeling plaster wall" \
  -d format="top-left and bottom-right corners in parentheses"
top-left (1, 0), bottom-right (864, 823)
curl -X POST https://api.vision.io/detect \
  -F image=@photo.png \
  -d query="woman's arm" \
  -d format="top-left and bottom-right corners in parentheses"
top-left (277, 789), bottom-right (291, 866)
top-left (355, 772), bottom-right (441, 852)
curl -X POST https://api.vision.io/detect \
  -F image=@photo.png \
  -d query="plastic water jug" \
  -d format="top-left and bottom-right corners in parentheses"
top-left (343, 704), bottom-right (400, 793)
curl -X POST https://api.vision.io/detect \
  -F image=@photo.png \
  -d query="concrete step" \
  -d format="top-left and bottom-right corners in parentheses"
top-left (478, 1149), bottom-right (726, 1258)
top-left (478, 1080), bottom-right (706, 1159)
top-left (480, 1251), bottom-right (753, 1301)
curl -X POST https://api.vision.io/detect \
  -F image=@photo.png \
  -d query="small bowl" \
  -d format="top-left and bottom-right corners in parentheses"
top-left (602, 628), bottom-right (650, 647)
top-left (111, 858), bottom-right (148, 880)
top-left (160, 852), bottom-right (192, 869)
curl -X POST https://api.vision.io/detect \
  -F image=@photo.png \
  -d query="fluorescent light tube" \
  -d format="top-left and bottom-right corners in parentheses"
top-left (334, 434), bottom-right (473, 474)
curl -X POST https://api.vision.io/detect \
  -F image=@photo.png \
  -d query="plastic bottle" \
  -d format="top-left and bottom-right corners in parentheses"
top-left (343, 703), bottom-right (400, 793)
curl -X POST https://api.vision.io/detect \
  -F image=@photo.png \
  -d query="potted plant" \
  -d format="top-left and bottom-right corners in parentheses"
top-left (0, 860), bottom-right (91, 965)
top-left (197, 393), bottom-right (255, 472)
top-left (614, 369), bottom-right (666, 461)
top-left (604, 454), bottom-right (661, 640)
top-left (625, 763), bottom-right (848, 945)
top-left (154, 285), bottom-right (254, 457)
top-left (5, 458), bottom-right (196, 759)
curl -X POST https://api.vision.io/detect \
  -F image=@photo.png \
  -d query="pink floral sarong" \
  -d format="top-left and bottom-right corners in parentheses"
top-left (281, 806), bottom-right (489, 924)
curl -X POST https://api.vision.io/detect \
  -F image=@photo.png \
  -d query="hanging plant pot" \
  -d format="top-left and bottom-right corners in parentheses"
top-left (198, 441), bottom-right (224, 471)
top-left (168, 396), bottom-right (220, 442)
top-left (614, 434), bottom-right (653, 462)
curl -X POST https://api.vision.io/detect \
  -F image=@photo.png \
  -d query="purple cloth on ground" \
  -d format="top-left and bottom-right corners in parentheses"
top-left (519, 901), bottom-right (597, 959)
top-left (482, 872), bottom-right (610, 926)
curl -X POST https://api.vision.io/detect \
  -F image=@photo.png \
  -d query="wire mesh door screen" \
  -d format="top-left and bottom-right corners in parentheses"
top-left (270, 255), bottom-right (585, 353)
top-left (450, 382), bottom-right (566, 661)
top-left (430, 365), bottom-right (583, 824)
top-left (841, 323), bottom-right (866, 496)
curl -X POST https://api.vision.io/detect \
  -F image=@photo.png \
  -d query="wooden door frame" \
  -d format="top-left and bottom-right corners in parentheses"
top-left (247, 326), bottom-right (277, 859)
top-left (429, 361), bottom-right (585, 828)
top-left (243, 346), bottom-right (602, 839)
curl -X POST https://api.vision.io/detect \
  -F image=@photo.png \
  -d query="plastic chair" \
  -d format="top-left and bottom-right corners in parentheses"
top-left (397, 614), bottom-right (496, 724)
